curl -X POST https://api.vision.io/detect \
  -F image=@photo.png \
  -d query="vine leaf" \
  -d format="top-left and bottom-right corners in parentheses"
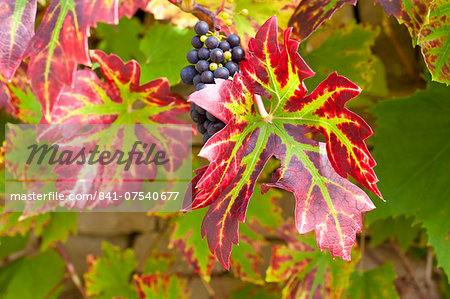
top-left (24, 0), bottom-right (118, 121)
top-left (374, 0), bottom-right (429, 39)
top-left (266, 221), bottom-right (358, 298)
top-left (0, 0), bottom-right (36, 80)
top-left (135, 273), bottom-right (190, 299)
top-left (185, 16), bottom-right (378, 269)
top-left (417, 0), bottom-right (449, 85)
top-left (84, 242), bottom-right (138, 298)
top-left (39, 50), bottom-right (190, 211)
top-left (368, 82), bottom-right (450, 276)
top-left (288, 0), bottom-right (356, 42)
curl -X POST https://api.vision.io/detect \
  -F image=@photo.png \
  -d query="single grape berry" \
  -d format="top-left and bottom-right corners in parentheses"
top-left (187, 49), bottom-right (199, 64)
top-left (190, 103), bottom-right (196, 113)
top-left (232, 46), bottom-right (245, 62)
top-left (191, 110), bottom-right (200, 122)
top-left (194, 21), bottom-right (209, 35)
top-left (219, 41), bottom-right (231, 51)
top-left (203, 120), bottom-right (211, 129)
top-left (209, 63), bottom-right (218, 71)
top-left (214, 67), bottom-right (229, 79)
top-left (206, 111), bottom-right (217, 122)
top-left (224, 51), bottom-right (232, 61)
top-left (207, 121), bottom-right (225, 136)
top-left (193, 74), bottom-right (201, 86)
top-left (195, 105), bottom-right (206, 114)
top-left (201, 71), bottom-right (214, 83)
top-left (205, 36), bottom-right (219, 49)
top-left (198, 48), bottom-right (210, 60)
top-left (202, 133), bottom-right (210, 143)
top-left (191, 36), bottom-right (203, 48)
top-left (210, 48), bottom-right (224, 63)
top-left (225, 61), bottom-right (239, 76)
top-left (180, 65), bottom-right (197, 85)
top-left (227, 34), bottom-right (240, 47)
top-left (197, 122), bottom-right (207, 134)
top-left (195, 60), bottom-right (209, 73)
top-left (196, 83), bottom-right (207, 90)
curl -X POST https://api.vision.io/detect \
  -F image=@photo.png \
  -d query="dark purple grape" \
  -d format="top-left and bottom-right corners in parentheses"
top-left (202, 133), bottom-right (210, 143)
top-left (197, 122), bottom-right (207, 134)
top-left (191, 110), bottom-right (200, 122)
top-left (225, 61), bottom-right (239, 76)
top-left (194, 21), bottom-right (209, 35)
top-left (210, 48), bottom-right (224, 63)
top-left (187, 49), bottom-right (199, 64)
top-left (195, 60), bottom-right (209, 73)
top-left (203, 120), bottom-right (211, 129)
top-left (190, 103), bottom-right (196, 113)
top-left (207, 121), bottom-right (225, 136)
top-left (195, 105), bottom-right (206, 114)
top-left (201, 71), bottom-right (214, 83)
top-left (227, 34), bottom-right (240, 47)
top-left (205, 36), bottom-right (219, 49)
top-left (219, 41), bottom-right (231, 51)
top-left (232, 46), bottom-right (245, 62)
top-left (198, 48), bottom-right (210, 60)
top-left (191, 36), bottom-right (203, 48)
top-left (195, 83), bottom-right (207, 90)
top-left (193, 74), bottom-right (201, 86)
top-left (206, 111), bottom-right (217, 122)
top-left (180, 65), bottom-right (197, 85)
top-left (214, 67), bottom-right (229, 79)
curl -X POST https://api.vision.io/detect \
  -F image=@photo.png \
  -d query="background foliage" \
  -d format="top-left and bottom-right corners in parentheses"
top-left (0, 0), bottom-right (448, 298)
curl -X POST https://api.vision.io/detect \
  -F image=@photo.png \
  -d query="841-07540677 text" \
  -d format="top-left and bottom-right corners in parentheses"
top-left (9, 191), bottom-right (179, 201)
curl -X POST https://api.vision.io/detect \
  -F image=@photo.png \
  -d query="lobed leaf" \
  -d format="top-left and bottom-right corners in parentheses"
top-left (168, 207), bottom-right (216, 281)
top-left (186, 17), bottom-right (377, 269)
top-left (84, 242), bottom-right (138, 299)
top-left (288, 0), bottom-right (356, 42)
top-left (24, 0), bottom-right (118, 121)
top-left (41, 50), bottom-right (191, 211)
top-left (374, 0), bottom-right (429, 39)
top-left (0, 0), bottom-right (36, 80)
top-left (417, 0), bottom-right (450, 85)
top-left (266, 221), bottom-right (358, 298)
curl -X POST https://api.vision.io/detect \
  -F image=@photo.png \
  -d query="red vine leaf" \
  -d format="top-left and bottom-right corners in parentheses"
top-left (266, 221), bottom-right (358, 298)
top-left (374, 0), bottom-right (429, 38)
top-left (119, 0), bottom-right (151, 18)
top-left (24, 0), bottom-right (118, 121)
top-left (34, 50), bottom-right (190, 211)
top-left (0, 0), bottom-right (36, 80)
top-left (288, 0), bottom-right (357, 42)
top-left (185, 16), bottom-right (378, 269)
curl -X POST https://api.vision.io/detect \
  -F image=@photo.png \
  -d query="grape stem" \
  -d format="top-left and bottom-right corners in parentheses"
top-left (254, 94), bottom-right (271, 122)
top-left (169, 0), bottom-right (219, 30)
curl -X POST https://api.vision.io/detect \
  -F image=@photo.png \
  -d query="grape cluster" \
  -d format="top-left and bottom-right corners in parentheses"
top-left (180, 21), bottom-right (245, 143)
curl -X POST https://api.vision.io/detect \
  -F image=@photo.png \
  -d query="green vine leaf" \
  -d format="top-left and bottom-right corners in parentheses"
top-left (368, 82), bottom-right (450, 276)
